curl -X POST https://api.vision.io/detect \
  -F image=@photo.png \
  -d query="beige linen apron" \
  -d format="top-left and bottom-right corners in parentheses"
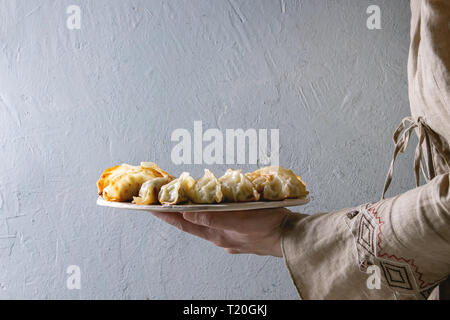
top-left (407, 0), bottom-right (450, 299)
top-left (280, 0), bottom-right (450, 300)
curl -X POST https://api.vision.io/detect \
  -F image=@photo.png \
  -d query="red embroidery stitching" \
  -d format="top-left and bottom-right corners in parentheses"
top-left (367, 206), bottom-right (440, 289)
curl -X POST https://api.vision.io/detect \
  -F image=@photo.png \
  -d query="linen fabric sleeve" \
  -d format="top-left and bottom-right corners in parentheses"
top-left (281, 173), bottom-right (450, 300)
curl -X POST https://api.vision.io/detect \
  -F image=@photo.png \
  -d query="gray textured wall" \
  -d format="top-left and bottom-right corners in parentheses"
top-left (0, 0), bottom-right (415, 299)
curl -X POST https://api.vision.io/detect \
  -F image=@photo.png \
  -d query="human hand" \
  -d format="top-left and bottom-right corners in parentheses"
top-left (150, 208), bottom-right (292, 257)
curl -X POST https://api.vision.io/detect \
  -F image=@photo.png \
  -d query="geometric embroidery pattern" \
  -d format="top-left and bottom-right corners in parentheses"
top-left (344, 206), bottom-right (378, 273)
top-left (380, 261), bottom-right (413, 290)
top-left (366, 206), bottom-right (444, 290)
top-left (419, 286), bottom-right (437, 300)
top-left (344, 204), bottom-right (443, 300)
top-left (357, 214), bottom-right (376, 256)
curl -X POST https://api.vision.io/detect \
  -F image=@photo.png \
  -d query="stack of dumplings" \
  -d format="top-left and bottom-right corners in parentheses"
top-left (97, 163), bottom-right (308, 205)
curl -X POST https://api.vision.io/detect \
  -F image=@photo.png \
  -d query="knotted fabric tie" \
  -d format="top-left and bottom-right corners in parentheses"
top-left (381, 116), bottom-right (438, 199)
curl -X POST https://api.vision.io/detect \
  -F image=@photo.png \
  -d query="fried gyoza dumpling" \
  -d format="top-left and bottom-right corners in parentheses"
top-left (158, 172), bottom-right (195, 205)
top-left (140, 162), bottom-right (173, 178)
top-left (189, 169), bottom-right (223, 204)
top-left (98, 163), bottom-right (173, 202)
top-left (97, 164), bottom-right (139, 195)
top-left (218, 169), bottom-right (260, 202)
top-left (245, 166), bottom-right (308, 200)
top-left (132, 176), bottom-right (173, 205)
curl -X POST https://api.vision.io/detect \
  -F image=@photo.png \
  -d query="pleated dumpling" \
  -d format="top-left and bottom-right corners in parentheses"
top-left (99, 163), bottom-right (173, 202)
top-left (189, 169), bottom-right (223, 204)
top-left (132, 176), bottom-right (173, 205)
top-left (245, 166), bottom-right (308, 200)
top-left (97, 164), bottom-right (139, 195)
top-left (218, 169), bottom-right (260, 202)
top-left (140, 162), bottom-right (173, 178)
top-left (158, 172), bottom-right (195, 205)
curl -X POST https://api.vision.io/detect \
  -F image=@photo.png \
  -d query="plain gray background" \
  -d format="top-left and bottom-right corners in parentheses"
top-left (0, 0), bottom-right (416, 299)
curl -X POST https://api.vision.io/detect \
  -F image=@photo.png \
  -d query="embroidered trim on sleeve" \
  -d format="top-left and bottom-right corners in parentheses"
top-left (344, 205), bottom-right (442, 300)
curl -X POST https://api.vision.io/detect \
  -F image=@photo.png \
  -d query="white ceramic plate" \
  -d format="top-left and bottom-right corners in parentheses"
top-left (96, 196), bottom-right (310, 212)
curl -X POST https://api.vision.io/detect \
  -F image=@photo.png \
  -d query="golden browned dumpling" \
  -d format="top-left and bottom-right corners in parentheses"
top-left (98, 163), bottom-right (173, 202)
top-left (189, 169), bottom-right (223, 204)
top-left (132, 176), bottom-right (173, 205)
top-left (245, 166), bottom-right (308, 200)
top-left (97, 164), bottom-right (138, 195)
top-left (140, 162), bottom-right (173, 178)
top-left (158, 172), bottom-right (196, 205)
top-left (218, 169), bottom-right (260, 202)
